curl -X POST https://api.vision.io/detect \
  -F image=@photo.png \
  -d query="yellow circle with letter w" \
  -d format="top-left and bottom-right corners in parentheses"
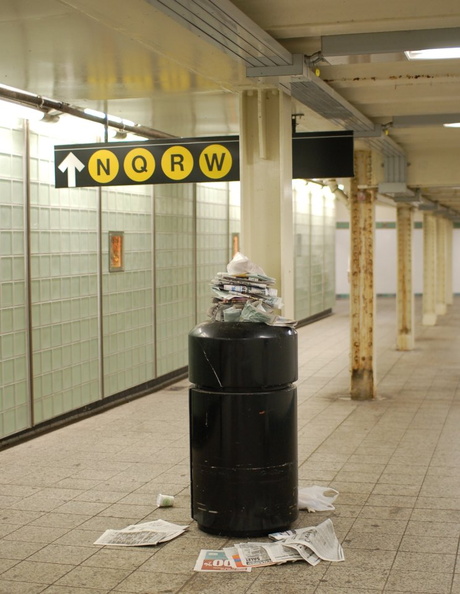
top-left (199, 144), bottom-right (232, 179)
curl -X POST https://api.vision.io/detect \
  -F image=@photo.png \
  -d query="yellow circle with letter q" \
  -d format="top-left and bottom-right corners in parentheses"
top-left (124, 148), bottom-right (155, 182)
top-left (88, 150), bottom-right (119, 184)
top-left (199, 144), bottom-right (232, 179)
top-left (161, 146), bottom-right (193, 180)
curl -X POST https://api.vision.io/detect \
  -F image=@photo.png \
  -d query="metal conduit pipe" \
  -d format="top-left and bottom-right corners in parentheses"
top-left (0, 85), bottom-right (175, 139)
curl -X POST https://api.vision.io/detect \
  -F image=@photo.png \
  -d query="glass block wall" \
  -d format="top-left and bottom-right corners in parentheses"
top-left (196, 182), bottom-right (231, 323)
top-left (29, 132), bottom-right (100, 424)
top-left (102, 185), bottom-right (155, 396)
top-left (293, 181), bottom-right (336, 321)
top-left (0, 123), bottom-right (29, 438)
top-left (155, 183), bottom-right (195, 377)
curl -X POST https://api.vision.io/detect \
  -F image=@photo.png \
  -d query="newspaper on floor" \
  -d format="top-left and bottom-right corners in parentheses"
top-left (234, 542), bottom-right (279, 568)
top-left (94, 519), bottom-right (188, 547)
top-left (193, 518), bottom-right (344, 572)
top-left (194, 548), bottom-right (252, 572)
top-left (238, 541), bottom-right (306, 566)
top-left (269, 518), bottom-right (345, 562)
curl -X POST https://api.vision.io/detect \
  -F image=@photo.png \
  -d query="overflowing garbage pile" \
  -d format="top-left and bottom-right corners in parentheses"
top-left (208, 252), bottom-right (296, 327)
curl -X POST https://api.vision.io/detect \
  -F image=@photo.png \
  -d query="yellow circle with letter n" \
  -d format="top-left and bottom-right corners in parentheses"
top-left (88, 150), bottom-right (119, 184)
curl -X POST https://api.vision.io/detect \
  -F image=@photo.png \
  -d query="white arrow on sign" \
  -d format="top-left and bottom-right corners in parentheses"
top-left (58, 152), bottom-right (85, 187)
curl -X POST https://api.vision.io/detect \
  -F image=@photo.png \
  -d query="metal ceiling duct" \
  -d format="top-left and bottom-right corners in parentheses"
top-left (147, 0), bottom-right (406, 158)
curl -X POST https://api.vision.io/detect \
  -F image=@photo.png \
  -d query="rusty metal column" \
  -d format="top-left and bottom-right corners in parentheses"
top-left (349, 151), bottom-right (375, 400)
top-left (445, 218), bottom-right (453, 306)
top-left (436, 217), bottom-right (447, 316)
top-left (422, 212), bottom-right (437, 326)
top-left (396, 205), bottom-right (414, 350)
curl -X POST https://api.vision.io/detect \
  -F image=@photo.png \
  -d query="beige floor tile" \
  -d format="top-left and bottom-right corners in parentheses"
top-left (1, 560), bottom-right (74, 584)
top-left (113, 570), bottom-right (196, 592)
top-left (392, 551), bottom-right (456, 573)
top-left (0, 539), bottom-right (45, 560)
top-left (82, 547), bottom-right (156, 570)
top-left (39, 586), bottom-right (111, 594)
top-left (342, 531), bottom-right (403, 551)
top-left (385, 569), bottom-right (452, 593)
top-left (319, 565), bottom-right (390, 590)
top-left (248, 581), bottom-right (317, 594)
top-left (28, 513), bottom-right (92, 529)
top-left (96, 502), bottom-right (155, 518)
top-left (0, 582), bottom-right (46, 594)
top-left (4, 526), bottom-right (70, 545)
top-left (54, 566), bottom-right (132, 590)
top-left (0, 509), bottom-right (46, 525)
top-left (0, 558), bottom-right (20, 573)
top-left (399, 534), bottom-right (459, 555)
top-left (405, 519), bottom-right (460, 538)
top-left (27, 544), bottom-right (96, 565)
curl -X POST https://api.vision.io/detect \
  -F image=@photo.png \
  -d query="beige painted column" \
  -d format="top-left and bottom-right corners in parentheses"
top-left (445, 218), bottom-right (453, 306)
top-left (239, 89), bottom-right (294, 317)
top-left (435, 216), bottom-right (447, 315)
top-left (349, 150), bottom-right (375, 400)
top-left (422, 212), bottom-right (437, 325)
top-left (396, 205), bottom-right (414, 350)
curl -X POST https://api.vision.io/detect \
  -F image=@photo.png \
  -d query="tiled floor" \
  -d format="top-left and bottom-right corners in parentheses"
top-left (2, 296), bottom-right (460, 593)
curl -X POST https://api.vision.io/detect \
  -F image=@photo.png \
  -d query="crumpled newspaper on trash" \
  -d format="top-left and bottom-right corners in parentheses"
top-left (208, 253), bottom-right (296, 327)
top-left (227, 252), bottom-right (267, 276)
top-left (298, 486), bottom-right (339, 512)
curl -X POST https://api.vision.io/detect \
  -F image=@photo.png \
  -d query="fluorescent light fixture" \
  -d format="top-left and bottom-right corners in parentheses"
top-left (109, 129), bottom-right (149, 141)
top-left (405, 47), bottom-right (460, 60)
top-left (444, 122), bottom-right (460, 128)
top-left (83, 108), bottom-right (134, 127)
top-left (0, 98), bottom-right (45, 122)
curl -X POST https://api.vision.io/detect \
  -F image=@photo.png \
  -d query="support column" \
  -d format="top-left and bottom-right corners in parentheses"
top-left (240, 89), bottom-right (294, 318)
top-left (445, 218), bottom-right (453, 306)
top-left (396, 205), bottom-right (414, 350)
top-left (422, 212), bottom-right (437, 325)
top-left (350, 150), bottom-right (375, 400)
top-left (436, 217), bottom-right (447, 315)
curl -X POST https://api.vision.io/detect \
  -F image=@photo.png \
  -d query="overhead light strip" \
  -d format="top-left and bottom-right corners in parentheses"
top-left (405, 47), bottom-right (460, 60)
top-left (322, 27), bottom-right (460, 57)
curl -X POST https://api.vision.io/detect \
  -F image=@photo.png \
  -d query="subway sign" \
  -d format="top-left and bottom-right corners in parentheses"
top-left (54, 135), bottom-right (239, 188)
top-left (55, 131), bottom-right (354, 188)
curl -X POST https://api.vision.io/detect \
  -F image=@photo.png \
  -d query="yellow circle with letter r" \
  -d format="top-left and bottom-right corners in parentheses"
top-left (88, 150), bottom-right (119, 183)
top-left (199, 144), bottom-right (232, 179)
top-left (124, 148), bottom-right (155, 182)
top-left (161, 146), bottom-right (193, 180)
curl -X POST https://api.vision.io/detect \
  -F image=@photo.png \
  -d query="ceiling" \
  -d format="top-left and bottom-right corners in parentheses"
top-left (2, 0), bottom-right (460, 213)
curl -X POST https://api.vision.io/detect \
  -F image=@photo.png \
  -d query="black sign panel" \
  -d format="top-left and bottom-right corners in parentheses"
top-left (55, 131), bottom-right (353, 189)
top-left (54, 135), bottom-right (239, 188)
top-left (292, 130), bottom-right (354, 179)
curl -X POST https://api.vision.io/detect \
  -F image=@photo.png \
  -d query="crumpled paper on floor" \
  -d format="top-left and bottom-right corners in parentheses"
top-left (298, 485), bottom-right (339, 512)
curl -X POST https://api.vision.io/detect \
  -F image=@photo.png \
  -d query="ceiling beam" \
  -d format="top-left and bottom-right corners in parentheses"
top-left (322, 27), bottom-right (460, 56)
top-left (392, 114), bottom-right (460, 127)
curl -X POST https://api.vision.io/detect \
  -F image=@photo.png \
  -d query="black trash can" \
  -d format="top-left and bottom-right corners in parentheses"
top-left (188, 321), bottom-right (298, 537)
